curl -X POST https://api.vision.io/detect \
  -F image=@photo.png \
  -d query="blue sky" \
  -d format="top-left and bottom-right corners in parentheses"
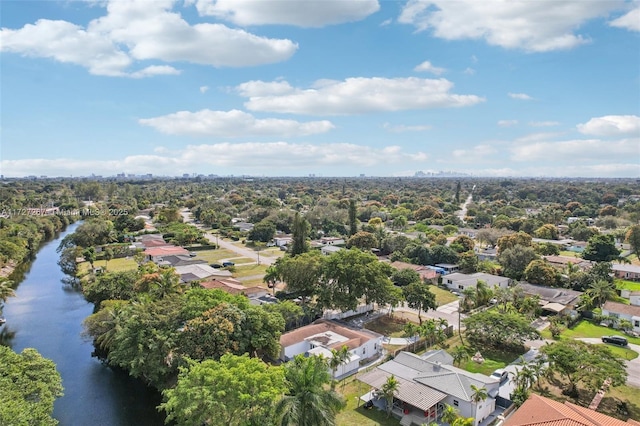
top-left (1, 0), bottom-right (639, 178)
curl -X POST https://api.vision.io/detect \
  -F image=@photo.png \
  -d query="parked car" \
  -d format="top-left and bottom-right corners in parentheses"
top-left (189, 252), bottom-right (197, 257)
top-left (490, 368), bottom-right (509, 384)
top-left (222, 261), bottom-right (235, 267)
top-left (210, 263), bottom-right (222, 269)
top-left (601, 335), bottom-right (628, 346)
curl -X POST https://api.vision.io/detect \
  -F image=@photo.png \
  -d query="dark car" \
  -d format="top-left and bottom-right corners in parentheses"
top-left (222, 261), bottom-right (235, 267)
top-left (602, 335), bottom-right (628, 346)
top-left (210, 263), bottom-right (223, 269)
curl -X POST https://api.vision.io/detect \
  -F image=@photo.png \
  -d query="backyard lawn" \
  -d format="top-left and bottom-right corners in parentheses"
top-left (616, 279), bottom-right (640, 292)
top-left (459, 347), bottom-right (521, 376)
top-left (336, 377), bottom-right (400, 426)
top-left (78, 257), bottom-right (137, 273)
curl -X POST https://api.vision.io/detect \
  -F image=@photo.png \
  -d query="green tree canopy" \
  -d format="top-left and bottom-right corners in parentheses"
top-left (463, 310), bottom-right (539, 351)
top-left (403, 282), bottom-right (437, 324)
top-left (161, 354), bottom-right (286, 426)
top-left (0, 346), bottom-right (63, 426)
top-left (582, 234), bottom-right (621, 262)
top-left (541, 340), bottom-right (627, 395)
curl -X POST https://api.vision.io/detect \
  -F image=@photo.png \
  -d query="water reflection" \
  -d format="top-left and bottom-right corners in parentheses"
top-left (2, 223), bottom-right (165, 426)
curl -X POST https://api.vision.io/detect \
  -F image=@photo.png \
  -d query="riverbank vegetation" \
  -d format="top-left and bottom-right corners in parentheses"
top-left (0, 346), bottom-right (63, 426)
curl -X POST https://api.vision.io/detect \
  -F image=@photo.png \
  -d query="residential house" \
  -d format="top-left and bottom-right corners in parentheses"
top-left (144, 246), bottom-right (190, 263)
top-left (273, 235), bottom-right (293, 247)
top-left (475, 247), bottom-right (497, 262)
top-left (158, 255), bottom-right (206, 267)
top-left (199, 278), bottom-right (269, 301)
top-left (390, 261), bottom-right (439, 284)
top-left (542, 255), bottom-right (591, 271)
top-left (233, 222), bottom-right (254, 233)
top-left (516, 283), bottom-right (582, 315)
top-left (279, 319), bottom-right (382, 377)
top-left (359, 351), bottom-right (499, 426)
top-left (320, 236), bottom-right (345, 246)
top-left (321, 245), bottom-right (343, 256)
top-left (505, 393), bottom-right (639, 426)
top-left (435, 263), bottom-right (460, 275)
top-left (601, 301), bottom-right (640, 333)
top-left (444, 272), bottom-right (511, 292)
top-left (174, 264), bottom-right (232, 283)
top-left (612, 264), bottom-right (640, 281)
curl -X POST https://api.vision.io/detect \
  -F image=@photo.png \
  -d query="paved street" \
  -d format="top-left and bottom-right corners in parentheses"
top-left (180, 208), bottom-right (276, 266)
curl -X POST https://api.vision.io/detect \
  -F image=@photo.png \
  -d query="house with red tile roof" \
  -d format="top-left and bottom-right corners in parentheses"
top-left (279, 319), bottom-right (382, 377)
top-left (505, 393), bottom-right (638, 426)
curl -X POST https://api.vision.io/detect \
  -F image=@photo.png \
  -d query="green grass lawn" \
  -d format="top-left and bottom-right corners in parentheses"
top-left (559, 251), bottom-right (580, 258)
top-left (336, 377), bottom-right (400, 426)
top-left (459, 347), bottom-right (521, 376)
top-left (78, 257), bottom-right (137, 273)
top-left (191, 248), bottom-right (238, 263)
top-left (616, 279), bottom-right (640, 291)
top-left (548, 320), bottom-right (640, 346)
top-left (231, 263), bottom-right (268, 278)
top-left (429, 285), bottom-right (459, 306)
top-left (606, 345), bottom-right (639, 360)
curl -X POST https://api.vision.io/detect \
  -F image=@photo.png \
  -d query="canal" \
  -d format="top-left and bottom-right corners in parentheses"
top-left (1, 223), bottom-right (165, 426)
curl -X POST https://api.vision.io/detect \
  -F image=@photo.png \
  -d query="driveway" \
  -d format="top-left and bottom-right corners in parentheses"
top-left (576, 338), bottom-right (640, 388)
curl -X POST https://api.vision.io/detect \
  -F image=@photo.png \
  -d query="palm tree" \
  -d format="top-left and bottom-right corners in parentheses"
top-left (586, 279), bottom-right (616, 308)
top-left (263, 264), bottom-right (281, 296)
top-left (149, 269), bottom-right (182, 299)
top-left (420, 319), bottom-right (437, 351)
top-left (381, 375), bottom-right (399, 418)
top-left (275, 355), bottom-right (344, 426)
top-left (441, 403), bottom-right (459, 425)
top-left (328, 345), bottom-right (350, 390)
top-left (404, 322), bottom-right (419, 352)
top-left (451, 345), bottom-right (470, 367)
top-left (470, 384), bottom-right (488, 425)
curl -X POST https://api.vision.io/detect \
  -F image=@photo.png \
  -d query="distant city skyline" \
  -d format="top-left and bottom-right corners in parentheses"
top-left (1, 0), bottom-right (639, 178)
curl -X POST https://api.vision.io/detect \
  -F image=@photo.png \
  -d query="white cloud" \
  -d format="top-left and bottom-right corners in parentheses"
top-left (383, 123), bottom-right (432, 132)
top-left (463, 67), bottom-right (475, 75)
top-left (610, 5), bottom-right (640, 31)
top-left (398, 0), bottom-right (621, 52)
top-left (414, 60), bottom-right (446, 75)
top-left (129, 65), bottom-right (181, 78)
top-left (498, 120), bottom-right (518, 127)
top-left (380, 18), bottom-right (393, 26)
top-left (475, 163), bottom-right (640, 178)
top-left (237, 77), bottom-right (485, 115)
top-left (529, 121), bottom-right (560, 127)
top-left (199, 86), bottom-right (209, 94)
top-left (0, 0), bottom-right (298, 77)
top-left (577, 115), bottom-right (640, 136)
top-left (508, 92), bottom-right (533, 100)
top-left (0, 142), bottom-right (428, 176)
top-left (452, 144), bottom-right (497, 159)
top-left (138, 109), bottom-right (335, 137)
top-left (510, 137), bottom-right (639, 162)
top-left (188, 0), bottom-right (380, 27)
top-left (515, 132), bottom-right (564, 143)
top-left (0, 19), bottom-right (131, 77)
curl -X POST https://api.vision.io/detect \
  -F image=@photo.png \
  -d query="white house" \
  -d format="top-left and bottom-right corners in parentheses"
top-left (320, 236), bottom-right (345, 245)
top-left (279, 319), bottom-right (383, 377)
top-left (444, 272), bottom-right (511, 291)
top-left (359, 351), bottom-right (499, 426)
top-left (273, 235), bottom-right (293, 247)
top-left (602, 301), bottom-right (640, 333)
top-left (321, 245), bottom-right (343, 256)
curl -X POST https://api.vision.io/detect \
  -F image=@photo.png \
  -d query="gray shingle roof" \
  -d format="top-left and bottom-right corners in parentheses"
top-left (359, 369), bottom-right (447, 411)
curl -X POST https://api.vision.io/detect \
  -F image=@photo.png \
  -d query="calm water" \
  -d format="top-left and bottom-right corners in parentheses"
top-left (1, 223), bottom-right (165, 426)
